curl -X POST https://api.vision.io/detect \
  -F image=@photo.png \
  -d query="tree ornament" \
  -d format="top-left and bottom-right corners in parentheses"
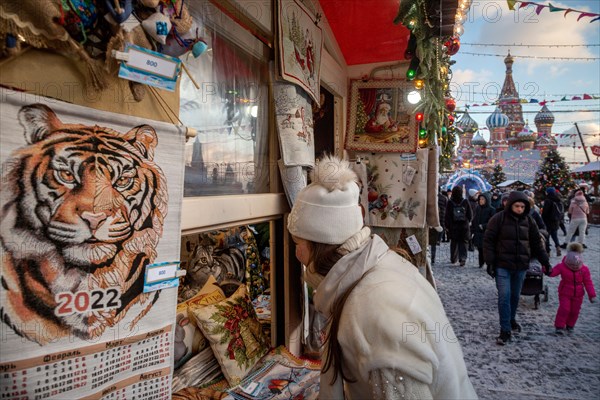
top-left (444, 37), bottom-right (460, 56)
top-left (447, 114), bottom-right (455, 126)
top-left (445, 97), bottom-right (456, 112)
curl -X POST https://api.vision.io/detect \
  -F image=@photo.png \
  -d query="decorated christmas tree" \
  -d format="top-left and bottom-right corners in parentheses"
top-left (489, 164), bottom-right (506, 187)
top-left (355, 99), bottom-right (369, 134)
top-left (533, 149), bottom-right (577, 202)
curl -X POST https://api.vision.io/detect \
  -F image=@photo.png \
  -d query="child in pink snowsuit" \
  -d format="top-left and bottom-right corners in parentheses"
top-left (548, 242), bottom-right (596, 335)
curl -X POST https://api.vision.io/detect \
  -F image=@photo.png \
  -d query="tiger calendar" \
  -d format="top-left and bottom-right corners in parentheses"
top-left (0, 91), bottom-right (186, 399)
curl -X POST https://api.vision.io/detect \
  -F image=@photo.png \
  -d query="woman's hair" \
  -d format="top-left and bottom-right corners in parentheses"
top-left (307, 240), bottom-right (358, 384)
top-left (308, 241), bottom-right (343, 276)
top-left (451, 185), bottom-right (463, 202)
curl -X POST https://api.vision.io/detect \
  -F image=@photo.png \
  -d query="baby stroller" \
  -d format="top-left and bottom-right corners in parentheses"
top-left (520, 231), bottom-right (549, 309)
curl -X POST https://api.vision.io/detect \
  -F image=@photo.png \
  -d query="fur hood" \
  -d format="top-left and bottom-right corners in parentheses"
top-left (568, 242), bottom-right (584, 253)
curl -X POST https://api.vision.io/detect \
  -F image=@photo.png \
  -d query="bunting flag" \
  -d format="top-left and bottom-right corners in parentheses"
top-left (458, 93), bottom-right (599, 107)
top-left (508, 1), bottom-right (600, 22)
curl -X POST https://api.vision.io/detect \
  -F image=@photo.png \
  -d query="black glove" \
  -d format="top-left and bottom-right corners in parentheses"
top-left (486, 264), bottom-right (496, 278)
top-left (543, 265), bottom-right (552, 276)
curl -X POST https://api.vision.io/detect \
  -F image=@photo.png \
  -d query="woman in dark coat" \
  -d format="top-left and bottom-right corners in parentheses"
top-left (445, 186), bottom-right (473, 266)
top-left (541, 187), bottom-right (563, 256)
top-left (472, 193), bottom-right (495, 268)
top-left (483, 191), bottom-right (551, 345)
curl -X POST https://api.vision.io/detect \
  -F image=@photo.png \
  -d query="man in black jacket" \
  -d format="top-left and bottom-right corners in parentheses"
top-left (483, 191), bottom-right (551, 345)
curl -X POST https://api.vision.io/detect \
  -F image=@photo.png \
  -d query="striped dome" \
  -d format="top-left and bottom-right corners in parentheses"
top-left (534, 105), bottom-right (555, 125)
top-left (486, 107), bottom-right (509, 129)
top-left (456, 110), bottom-right (478, 133)
top-left (472, 131), bottom-right (487, 146)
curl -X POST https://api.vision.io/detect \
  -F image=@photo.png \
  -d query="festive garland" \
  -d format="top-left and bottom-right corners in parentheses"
top-left (394, 0), bottom-right (455, 171)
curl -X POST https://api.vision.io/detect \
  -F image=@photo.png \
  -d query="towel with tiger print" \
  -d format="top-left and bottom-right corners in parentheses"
top-left (0, 104), bottom-right (168, 345)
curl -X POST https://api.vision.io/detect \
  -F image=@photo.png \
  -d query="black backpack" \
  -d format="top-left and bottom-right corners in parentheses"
top-left (551, 201), bottom-right (564, 220)
top-left (452, 200), bottom-right (467, 222)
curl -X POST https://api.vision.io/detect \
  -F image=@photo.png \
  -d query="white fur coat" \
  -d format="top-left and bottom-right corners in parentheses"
top-left (314, 235), bottom-right (477, 399)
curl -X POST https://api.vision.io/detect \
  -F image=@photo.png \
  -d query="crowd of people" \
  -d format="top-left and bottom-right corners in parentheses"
top-left (432, 182), bottom-right (596, 346)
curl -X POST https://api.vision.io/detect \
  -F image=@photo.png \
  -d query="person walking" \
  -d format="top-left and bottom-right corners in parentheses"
top-left (490, 190), bottom-right (502, 210)
top-left (495, 192), bottom-right (510, 214)
top-left (548, 242), bottom-right (596, 335)
top-left (288, 155), bottom-right (477, 399)
top-left (526, 195), bottom-right (549, 253)
top-left (445, 186), bottom-right (473, 267)
top-left (439, 188), bottom-right (449, 243)
top-left (472, 192), bottom-right (495, 268)
top-left (430, 188), bottom-right (448, 264)
top-left (483, 191), bottom-right (551, 345)
top-left (562, 190), bottom-right (590, 249)
top-left (542, 187), bottom-right (564, 256)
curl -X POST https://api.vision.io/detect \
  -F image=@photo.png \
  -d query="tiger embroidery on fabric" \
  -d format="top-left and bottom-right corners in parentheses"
top-left (0, 104), bottom-right (168, 345)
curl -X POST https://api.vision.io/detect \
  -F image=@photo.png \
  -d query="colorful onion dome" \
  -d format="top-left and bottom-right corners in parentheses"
top-left (486, 107), bottom-right (509, 130)
top-left (517, 124), bottom-right (537, 141)
top-left (472, 131), bottom-right (487, 146)
top-left (485, 107), bottom-right (510, 131)
top-left (534, 104), bottom-right (555, 125)
top-left (456, 110), bottom-right (478, 133)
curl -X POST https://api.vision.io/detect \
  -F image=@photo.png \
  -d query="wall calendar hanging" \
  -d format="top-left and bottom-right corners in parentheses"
top-left (277, 0), bottom-right (323, 105)
top-left (0, 91), bottom-right (186, 399)
top-left (346, 79), bottom-right (418, 153)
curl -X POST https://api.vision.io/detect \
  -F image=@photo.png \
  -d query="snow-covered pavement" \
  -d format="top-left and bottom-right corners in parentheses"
top-left (432, 224), bottom-right (600, 400)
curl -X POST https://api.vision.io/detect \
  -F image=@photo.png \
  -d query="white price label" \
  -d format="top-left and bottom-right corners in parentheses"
top-left (146, 262), bottom-right (179, 284)
top-left (126, 48), bottom-right (178, 79)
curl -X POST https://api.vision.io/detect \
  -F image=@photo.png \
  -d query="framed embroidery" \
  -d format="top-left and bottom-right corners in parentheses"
top-left (277, 0), bottom-right (323, 105)
top-left (345, 79), bottom-right (418, 153)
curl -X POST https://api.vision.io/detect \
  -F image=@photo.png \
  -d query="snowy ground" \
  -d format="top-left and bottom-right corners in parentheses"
top-left (431, 224), bottom-right (600, 400)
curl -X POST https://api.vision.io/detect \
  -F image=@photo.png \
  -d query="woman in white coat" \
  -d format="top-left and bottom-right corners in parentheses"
top-left (288, 155), bottom-right (477, 399)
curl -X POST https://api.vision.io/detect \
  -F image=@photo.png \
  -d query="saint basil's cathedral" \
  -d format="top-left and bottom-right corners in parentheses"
top-left (453, 52), bottom-right (558, 176)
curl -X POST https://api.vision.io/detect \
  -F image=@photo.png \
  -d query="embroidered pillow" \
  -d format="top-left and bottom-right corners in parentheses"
top-left (175, 276), bottom-right (226, 369)
top-left (191, 284), bottom-right (270, 386)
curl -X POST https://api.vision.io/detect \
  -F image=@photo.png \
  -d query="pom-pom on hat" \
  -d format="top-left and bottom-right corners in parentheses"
top-left (288, 155), bottom-right (363, 245)
top-left (564, 242), bottom-right (584, 270)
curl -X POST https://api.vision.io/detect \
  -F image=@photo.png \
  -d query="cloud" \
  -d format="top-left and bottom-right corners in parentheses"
top-left (549, 65), bottom-right (569, 77)
top-left (451, 68), bottom-right (495, 103)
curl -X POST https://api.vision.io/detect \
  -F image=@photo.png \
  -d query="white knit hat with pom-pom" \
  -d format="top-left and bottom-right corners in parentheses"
top-left (288, 155), bottom-right (363, 245)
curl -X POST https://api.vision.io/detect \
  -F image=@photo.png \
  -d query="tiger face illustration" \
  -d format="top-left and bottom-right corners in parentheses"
top-left (0, 104), bottom-right (168, 345)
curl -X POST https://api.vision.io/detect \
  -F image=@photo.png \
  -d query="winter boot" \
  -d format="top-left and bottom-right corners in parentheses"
top-left (496, 331), bottom-right (511, 345)
top-left (510, 320), bottom-right (522, 333)
top-left (556, 247), bottom-right (561, 256)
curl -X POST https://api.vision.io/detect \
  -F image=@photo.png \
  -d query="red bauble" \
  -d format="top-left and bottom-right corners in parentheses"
top-left (444, 37), bottom-right (460, 56)
top-left (447, 114), bottom-right (455, 126)
top-left (445, 97), bottom-right (456, 112)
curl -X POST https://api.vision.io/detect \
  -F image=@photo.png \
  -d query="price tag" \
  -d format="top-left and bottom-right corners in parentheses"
top-left (405, 235), bottom-right (422, 255)
top-left (143, 261), bottom-right (183, 293)
top-left (117, 44), bottom-right (181, 91)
